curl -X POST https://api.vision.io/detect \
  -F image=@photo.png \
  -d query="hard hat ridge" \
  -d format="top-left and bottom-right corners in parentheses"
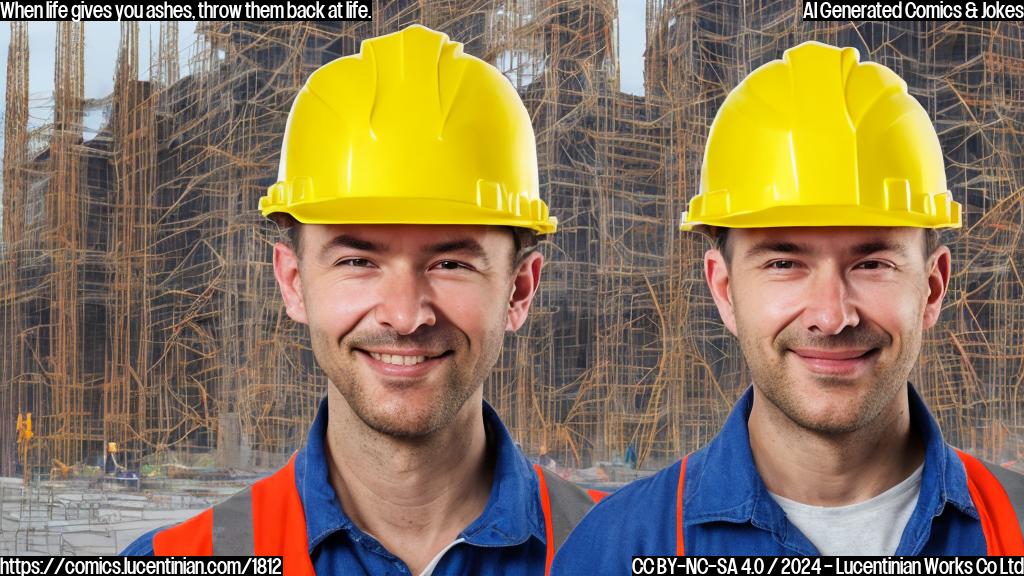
top-left (357, 24), bottom-right (458, 140)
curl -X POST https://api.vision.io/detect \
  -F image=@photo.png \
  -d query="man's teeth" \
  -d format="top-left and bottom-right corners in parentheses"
top-left (369, 352), bottom-right (428, 366)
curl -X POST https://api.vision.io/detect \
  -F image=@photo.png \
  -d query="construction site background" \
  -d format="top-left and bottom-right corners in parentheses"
top-left (1, 5), bottom-right (1022, 500)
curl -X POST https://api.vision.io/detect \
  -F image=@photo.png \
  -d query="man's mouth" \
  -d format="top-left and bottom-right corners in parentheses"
top-left (789, 348), bottom-right (877, 360)
top-left (357, 349), bottom-right (452, 369)
top-left (787, 347), bottom-right (880, 376)
top-left (368, 352), bottom-right (429, 366)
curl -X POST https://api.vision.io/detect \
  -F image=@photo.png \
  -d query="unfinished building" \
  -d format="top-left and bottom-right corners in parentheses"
top-left (1, 5), bottom-right (1022, 481)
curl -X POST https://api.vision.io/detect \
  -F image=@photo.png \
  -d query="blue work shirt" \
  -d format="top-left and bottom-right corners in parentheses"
top-left (123, 398), bottom-right (550, 574)
top-left (552, 385), bottom-right (986, 573)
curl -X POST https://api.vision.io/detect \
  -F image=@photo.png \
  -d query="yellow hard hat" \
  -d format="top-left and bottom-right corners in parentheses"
top-left (681, 41), bottom-right (962, 231)
top-left (260, 25), bottom-right (556, 235)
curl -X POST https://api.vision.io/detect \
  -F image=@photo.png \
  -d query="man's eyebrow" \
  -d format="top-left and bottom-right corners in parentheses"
top-left (425, 239), bottom-right (491, 264)
top-left (742, 240), bottom-right (910, 259)
top-left (743, 241), bottom-right (805, 259)
top-left (850, 241), bottom-right (908, 256)
top-left (319, 234), bottom-right (382, 257)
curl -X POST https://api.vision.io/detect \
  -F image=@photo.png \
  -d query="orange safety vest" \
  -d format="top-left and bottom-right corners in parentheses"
top-left (154, 455), bottom-right (606, 576)
top-left (673, 451), bottom-right (1024, 555)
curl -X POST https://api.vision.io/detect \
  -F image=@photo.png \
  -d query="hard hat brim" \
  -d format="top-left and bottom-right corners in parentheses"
top-left (680, 203), bottom-right (962, 231)
top-left (263, 195), bottom-right (558, 235)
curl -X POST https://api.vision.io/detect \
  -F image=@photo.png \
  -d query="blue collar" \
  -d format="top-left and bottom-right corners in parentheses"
top-left (293, 397), bottom-right (546, 556)
top-left (685, 384), bottom-right (978, 552)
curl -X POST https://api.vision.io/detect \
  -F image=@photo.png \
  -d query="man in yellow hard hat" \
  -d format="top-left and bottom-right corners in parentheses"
top-left (553, 42), bottom-right (1023, 568)
top-left (121, 25), bottom-right (603, 574)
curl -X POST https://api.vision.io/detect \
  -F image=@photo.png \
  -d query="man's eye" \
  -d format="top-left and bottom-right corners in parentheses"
top-left (855, 260), bottom-right (891, 270)
top-left (435, 260), bottom-right (468, 271)
top-left (336, 258), bottom-right (373, 267)
top-left (768, 260), bottom-right (796, 270)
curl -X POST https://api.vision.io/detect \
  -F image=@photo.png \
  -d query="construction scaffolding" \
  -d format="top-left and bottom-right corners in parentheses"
top-left (0, 5), bottom-right (1022, 481)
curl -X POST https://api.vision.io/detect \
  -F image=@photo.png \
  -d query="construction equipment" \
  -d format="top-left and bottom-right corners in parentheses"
top-left (16, 412), bottom-right (32, 483)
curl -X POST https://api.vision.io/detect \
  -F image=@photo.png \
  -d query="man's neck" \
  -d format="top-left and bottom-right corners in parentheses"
top-left (747, 385), bottom-right (924, 507)
top-left (324, 385), bottom-right (493, 575)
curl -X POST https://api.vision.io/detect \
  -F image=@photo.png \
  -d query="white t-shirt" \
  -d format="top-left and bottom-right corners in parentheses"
top-left (769, 465), bottom-right (923, 555)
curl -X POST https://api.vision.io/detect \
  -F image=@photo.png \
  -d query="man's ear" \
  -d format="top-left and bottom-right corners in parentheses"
top-left (273, 242), bottom-right (308, 325)
top-left (507, 251), bottom-right (543, 331)
top-left (705, 249), bottom-right (738, 336)
top-left (922, 245), bottom-right (951, 330)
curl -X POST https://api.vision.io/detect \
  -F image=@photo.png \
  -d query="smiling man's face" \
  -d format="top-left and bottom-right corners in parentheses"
top-left (273, 224), bottom-right (540, 439)
top-left (704, 227), bottom-right (950, 434)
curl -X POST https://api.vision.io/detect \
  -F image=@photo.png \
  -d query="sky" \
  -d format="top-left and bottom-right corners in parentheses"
top-left (618, 1), bottom-right (646, 95)
top-left (0, 4), bottom-right (645, 136)
top-left (0, 21), bottom-right (198, 136)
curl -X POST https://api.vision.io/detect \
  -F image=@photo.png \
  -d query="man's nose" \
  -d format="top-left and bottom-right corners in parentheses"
top-left (801, 269), bottom-right (860, 335)
top-left (373, 271), bottom-right (437, 335)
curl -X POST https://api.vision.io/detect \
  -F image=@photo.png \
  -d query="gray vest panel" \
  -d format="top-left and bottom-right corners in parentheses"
top-left (537, 466), bottom-right (598, 551)
top-left (981, 460), bottom-right (1024, 534)
top-left (212, 486), bottom-right (255, 555)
